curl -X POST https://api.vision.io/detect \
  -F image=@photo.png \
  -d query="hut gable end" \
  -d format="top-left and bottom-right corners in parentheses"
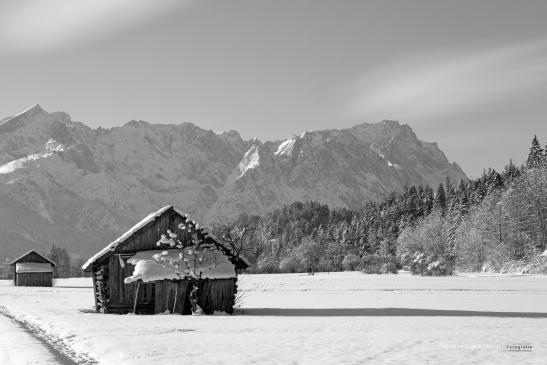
top-left (10, 250), bottom-right (56, 266)
top-left (82, 205), bottom-right (177, 270)
top-left (120, 209), bottom-right (185, 253)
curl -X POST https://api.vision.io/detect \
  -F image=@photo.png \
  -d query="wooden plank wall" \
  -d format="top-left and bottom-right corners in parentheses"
top-left (198, 278), bottom-right (236, 314)
top-left (120, 209), bottom-right (188, 253)
top-left (15, 272), bottom-right (53, 287)
top-left (154, 279), bottom-right (236, 314)
top-left (154, 281), bottom-right (190, 314)
top-left (107, 255), bottom-right (155, 312)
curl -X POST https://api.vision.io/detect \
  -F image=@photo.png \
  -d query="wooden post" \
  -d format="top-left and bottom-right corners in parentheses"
top-left (172, 285), bottom-right (179, 314)
top-left (92, 273), bottom-right (98, 311)
top-left (133, 282), bottom-right (140, 314)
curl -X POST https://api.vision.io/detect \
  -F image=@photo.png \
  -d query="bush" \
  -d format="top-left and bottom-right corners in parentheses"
top-left (499, 257), bottom-right (547, 274)
top-left (255, 256), bottom-right (279, 273)
top-left (361, 254), bottom-right (396, 274)
top-left (278, 252), bottom-right (302, 273)
top-left (397, 213), bottom-right (455, 276)
top-left (527, 256), bottom-right (547, 274)
top-left (477, 256), bottom-right (546, 274)
top-left (380, 262), bottom-right (398, 274)
top-left (498, 259), bottom-right (528, 274)
top-left (426, 260), bottom-right (451, 276)
top-left (405, 251), bottom-right (452, 276)
top-left (361, 254), bottom-right (382, 274)
top-left (341, 253), bottom-right (361, 271)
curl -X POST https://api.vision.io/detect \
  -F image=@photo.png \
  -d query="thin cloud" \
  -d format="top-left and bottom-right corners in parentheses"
top-left (344, 41), bottom-right (547, 122)
top-left (0, 0), bottom-right (185, 54)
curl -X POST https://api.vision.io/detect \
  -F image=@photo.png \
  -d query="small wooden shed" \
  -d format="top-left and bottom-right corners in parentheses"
top-left (82, 205), bottom-right (248, 315)
top-left (10, 250), bottom-right (56, 287)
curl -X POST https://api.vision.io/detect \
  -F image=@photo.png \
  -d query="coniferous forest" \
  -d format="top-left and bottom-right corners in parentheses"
top-left (217, 136), bottom-right (547, 275)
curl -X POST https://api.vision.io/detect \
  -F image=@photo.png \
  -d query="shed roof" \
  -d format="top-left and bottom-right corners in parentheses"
top-left (9, 250), bottom-right (56, 266)
top-left (82, 205), bottom-right (249, 271)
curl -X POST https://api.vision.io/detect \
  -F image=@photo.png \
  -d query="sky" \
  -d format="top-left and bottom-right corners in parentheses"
top-left (1, 0), bottom-right (546, 177)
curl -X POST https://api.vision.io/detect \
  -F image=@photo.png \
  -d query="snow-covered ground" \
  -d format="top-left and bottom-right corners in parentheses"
top-left (0, 314), bottom-right (62, 365)
top-left (1, 272), bottom-right (546, 364)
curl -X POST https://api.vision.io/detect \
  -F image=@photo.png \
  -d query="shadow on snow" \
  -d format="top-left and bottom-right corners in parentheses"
top-left (240, 308), bottom-right (547, 318)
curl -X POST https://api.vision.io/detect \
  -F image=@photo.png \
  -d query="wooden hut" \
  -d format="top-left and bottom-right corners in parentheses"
top-left (10, 250), bottom-right (56, 286)
top-left (82, 205), bottom-right (248, 315)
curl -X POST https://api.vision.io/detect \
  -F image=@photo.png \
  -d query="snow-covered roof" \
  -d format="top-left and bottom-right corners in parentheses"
top-left (15, 263), bottom-right (53, 273)
top-left (123, 249), bottom-right (237, 283)
top-left (82, 205), bottom-right (173, 270)
top-left (9, 250), bottom-right (56, 266)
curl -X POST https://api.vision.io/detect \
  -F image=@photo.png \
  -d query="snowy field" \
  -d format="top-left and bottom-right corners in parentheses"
top-left (1, 272), bottom-right (546, 364)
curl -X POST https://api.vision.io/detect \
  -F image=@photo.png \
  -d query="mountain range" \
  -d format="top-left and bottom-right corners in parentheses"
top-left (0, 104), bottom-right (466, 259)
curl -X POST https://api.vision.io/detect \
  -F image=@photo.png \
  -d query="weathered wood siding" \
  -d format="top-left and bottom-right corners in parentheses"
top-left (119, 210), bottom-right (188, 253)
top-left (155, 280), bottom-right (190, 314)
top-left (154, 278), bottom-right (237, 314)
top-left (91, 256), bottom-right (155, 314)
top-left (198, 278), bottom-right (237, 314)
top-left (15, 272), bottom-right (53, 287)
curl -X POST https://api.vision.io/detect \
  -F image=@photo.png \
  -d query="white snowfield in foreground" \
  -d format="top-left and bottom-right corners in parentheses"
top-left (0, 315), bottom-right (59, 365)
top-left (1, 272), bottom-right (547, 364)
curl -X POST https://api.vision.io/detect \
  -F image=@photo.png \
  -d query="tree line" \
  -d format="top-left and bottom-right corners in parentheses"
top-left (44, 245), bottom-right (88, 278)
top-left (218, 135), bottom-right (547, 275)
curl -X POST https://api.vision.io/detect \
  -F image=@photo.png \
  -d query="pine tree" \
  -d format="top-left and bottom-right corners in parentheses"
top-left (526, 135), bottom-right (543, 168)
top-left (504, 159), bottom-right (519, 181)
top-left (435, 183), bottom-right (447, 214)
top-left (424, 186), bottom-right (435, 215)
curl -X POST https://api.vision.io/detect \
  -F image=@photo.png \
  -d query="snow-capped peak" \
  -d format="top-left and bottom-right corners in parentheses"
top-left (237, 144), bottom-right (260, 178)
top-left (274, 135), bottom-right (298, 157)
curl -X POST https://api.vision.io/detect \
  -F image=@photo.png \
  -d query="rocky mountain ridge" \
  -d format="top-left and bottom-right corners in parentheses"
top-left (0, 105), bottom-right (466, 259)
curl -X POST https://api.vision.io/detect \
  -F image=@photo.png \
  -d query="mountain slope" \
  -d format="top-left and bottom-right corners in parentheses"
top-left (0, 105), bottom-right (466, 259)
